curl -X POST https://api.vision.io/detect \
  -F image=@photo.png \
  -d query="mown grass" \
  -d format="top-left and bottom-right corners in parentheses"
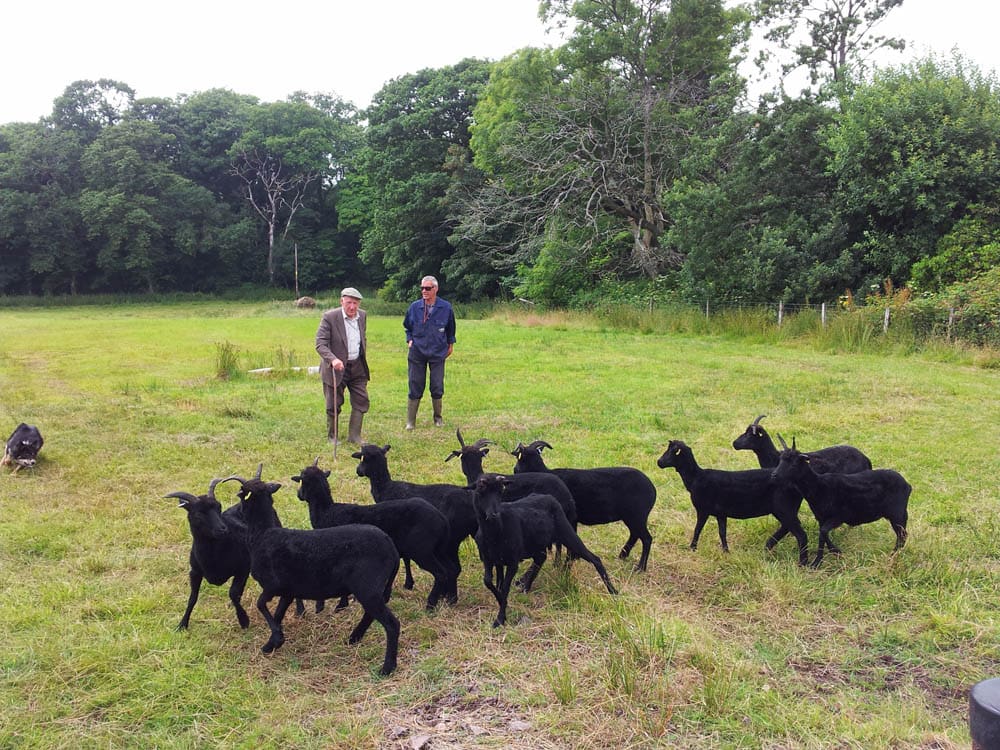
top-left (1, 300), bottom-right (997, 749)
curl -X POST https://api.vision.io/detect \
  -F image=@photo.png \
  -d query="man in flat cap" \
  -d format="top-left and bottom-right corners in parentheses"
top-left (316, 287), bottom-right (370, 444)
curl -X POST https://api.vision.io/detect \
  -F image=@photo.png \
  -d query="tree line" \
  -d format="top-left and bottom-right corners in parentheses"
top-left (1, 0), bottom-right (999, 318)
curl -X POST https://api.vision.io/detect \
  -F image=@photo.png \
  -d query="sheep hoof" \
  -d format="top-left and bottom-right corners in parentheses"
top-left (262, 634), bottom-right (284, 653)
top-left (237, 613), bottom-right (250, 629)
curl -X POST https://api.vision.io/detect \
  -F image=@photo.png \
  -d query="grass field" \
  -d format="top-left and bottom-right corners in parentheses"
top-left (1, 299), bottom-right (997, 749)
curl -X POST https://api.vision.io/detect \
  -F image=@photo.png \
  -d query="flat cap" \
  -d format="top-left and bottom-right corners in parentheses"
top-left (340, 287), bottom-right (363, 300)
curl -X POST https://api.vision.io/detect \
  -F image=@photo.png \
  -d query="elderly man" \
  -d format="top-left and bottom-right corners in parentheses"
top-left (316, 287), bottom-right (370, 444)
top-left (403, 275), bottom-right (456, 429)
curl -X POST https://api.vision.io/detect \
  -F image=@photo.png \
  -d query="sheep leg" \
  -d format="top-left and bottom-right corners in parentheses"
top-left (717, 516), bottom-right (730, 552)
top-left (419, 551), bottom-right (452, 611)
top-left (811, 522), bottom-right (840, 568)
top-left (228, 571), bottom-right (251, 629)
top-left (890, 515), bottom-right (908, 550)
top-left (632, 523), bottom-right (653, 571)
top-left (517, 552), bottom-right (547, 592)
top-left (350, 593), bottom-right (400, 676)
top-left (765, 525), bottom-right (789, 550)
top-left (257, 593), bottom-right (290, 653)
top-left (690, 512), bottom-right (710, 550)
top-left (334, 595), bottom-right (351, 611)
top-left (619, 531), bottom-right (639, 560)
top-left (562, 532), bottom-right (618, 595)
top-left (177, 569), bottom-right (204, 631)
top-left (403, 558), bottom-right (415, 590)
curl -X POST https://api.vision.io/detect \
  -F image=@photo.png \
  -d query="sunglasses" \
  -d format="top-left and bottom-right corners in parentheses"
top-left (420, 286), bottom-right (434, 291)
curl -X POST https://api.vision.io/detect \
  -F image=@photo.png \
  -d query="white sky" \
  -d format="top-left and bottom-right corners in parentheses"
top-left (1, 0), bottom-right (997, 125)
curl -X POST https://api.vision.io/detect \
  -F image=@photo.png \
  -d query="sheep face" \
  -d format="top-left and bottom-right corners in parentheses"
top-left (352, 444), bottom-right (390, 478)
top-left (770, 447), bottom-right (810, 483)
top-left (170, 493), bottom-right (231, 540)
top-left (732, 415), bottom-right (769, 451)
top-left (656, 440), bottom-right (690, 469)
top-left (473, 474), bottom-right (509, 522)
top-left (291, 464), bottom-right (331, 503)
top-left (510, 440), bottom-right (551, 473)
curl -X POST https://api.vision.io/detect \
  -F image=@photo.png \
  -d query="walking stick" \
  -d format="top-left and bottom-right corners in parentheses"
top-left (331, 365), bottom-right (339, 460)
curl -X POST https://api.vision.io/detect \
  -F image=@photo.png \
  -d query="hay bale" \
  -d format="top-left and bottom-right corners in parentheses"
top-left (295, 296), bottom-right (317, 309)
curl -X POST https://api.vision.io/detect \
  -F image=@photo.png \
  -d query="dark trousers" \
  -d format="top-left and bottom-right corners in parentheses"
top-left (407, 353), bottom-right (445, 400)
top-left (324, 361), bottom-right (369, 418)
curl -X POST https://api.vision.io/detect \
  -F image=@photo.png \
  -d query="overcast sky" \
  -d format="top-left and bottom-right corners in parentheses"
top-left (1, 0), bottom-right (997, 125)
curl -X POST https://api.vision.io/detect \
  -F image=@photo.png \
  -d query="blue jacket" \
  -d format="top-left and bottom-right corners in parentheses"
top-left (404, 298), bottom-right (456, 360)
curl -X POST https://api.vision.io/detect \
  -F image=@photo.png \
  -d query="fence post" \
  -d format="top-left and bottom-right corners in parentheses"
top-left (947, 307), bottom-right (955, 340)
top-left (705, 299), bottom-right (709, 318)
top-left (883, 307), bottom-right (891, 333)
top-left (777, 301), bottom-right (784, 327)
top-left (821, 302), bottom-right (827, 327)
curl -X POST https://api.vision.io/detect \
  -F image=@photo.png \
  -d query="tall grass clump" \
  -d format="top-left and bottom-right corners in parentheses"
top-left (214, 340), bottom-right (242, 380)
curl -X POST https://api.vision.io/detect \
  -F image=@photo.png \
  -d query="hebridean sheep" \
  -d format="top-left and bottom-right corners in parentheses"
top-left (222, 465), bottom-right (401, 676)
top-left (733, 415), bottom-right (872, 473)
top-left (446, 428), bottom-right (577, 560)
top-left (353, 443), bottom-right (476, 602)
top-left (657, 439), bottom-right (810, 565)
top-left (771, 436), bottom-right (910, 568)
top-left (473, 473), bottom-right (617, 627)
top-left (511, 440), bottom-right (656, 571)
top-left (292, 457), bottom-right (457, 610)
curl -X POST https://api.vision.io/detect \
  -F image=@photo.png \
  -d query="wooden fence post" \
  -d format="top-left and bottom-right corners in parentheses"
top-left (883, 307), bottom-right (891, 333)
top-left (821, 302), bottom-right (827, 327)
top-left (777, 301), bottom-right (784, 327)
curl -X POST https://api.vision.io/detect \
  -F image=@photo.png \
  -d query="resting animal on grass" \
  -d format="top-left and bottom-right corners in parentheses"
top-left (511, 440), bottom-right (656, 571)
top-left (657, 439), bottom-right (809, 565)
top-left (353, 443), bottom-right (476, 603)
top-left (472, 473), bottom-right (617, 628)
top-left (292, 457), bottom-right (457, 610)
top-left (222, 465), bottom-right (401, 676)
top-left (2, 423), bottom-right (43, 472)
top-left (733, 415), bottom-right (872, 473)
top-left (771, 436), bottom-right (910, 568)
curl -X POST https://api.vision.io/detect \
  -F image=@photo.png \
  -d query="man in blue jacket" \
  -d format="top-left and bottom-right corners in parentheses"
top-left (403, 275), bottom-right (456, 429)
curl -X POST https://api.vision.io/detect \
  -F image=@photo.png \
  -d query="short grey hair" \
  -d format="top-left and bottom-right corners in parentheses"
top-left (421, 275), bottom-right (438, 288)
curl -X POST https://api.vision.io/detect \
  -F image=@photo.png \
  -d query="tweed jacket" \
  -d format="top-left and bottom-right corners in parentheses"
top-left (315, 307), bottom-right (370, 386)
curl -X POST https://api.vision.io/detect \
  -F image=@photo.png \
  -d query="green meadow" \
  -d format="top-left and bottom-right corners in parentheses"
top-left (1, 300), bottom-right (997, 749)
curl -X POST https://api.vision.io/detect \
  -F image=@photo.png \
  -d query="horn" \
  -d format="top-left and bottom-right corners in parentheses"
top-left (312, 456), bottom-right (321, 467)
top-left (471, 438), bottom-right (494, 451)
top-left (776, 434), bottom-right (789, 450)
top-left (218, 474), bottom-right (247, 487)
top-left (206, 477), bottom-right (227, 500)
top-left (253, 463), bottom-right (263, 480)
top-left (752, 414), bottom-right (767, 426)
top-left (792, 436), bottom-right (797, 450)
top-left (165, 491), bottom-right (199, 506)
top-left (456, 427), bottom-right (466, 448)
top-left (527, 440), bottom-right (553, 452)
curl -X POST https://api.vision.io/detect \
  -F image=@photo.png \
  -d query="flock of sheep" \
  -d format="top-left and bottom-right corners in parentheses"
top-left (169, 418), bottom-right (911, 676)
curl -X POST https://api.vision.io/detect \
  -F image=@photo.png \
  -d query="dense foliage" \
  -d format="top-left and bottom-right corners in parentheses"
top-left (1, 1), bottom-right (998, 343)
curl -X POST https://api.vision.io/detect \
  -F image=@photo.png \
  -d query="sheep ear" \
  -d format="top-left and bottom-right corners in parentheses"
top-left (266, 482), bottom-right (282, 493)
top-left (482, 448), bottom-right (490, 456)
top-left (445, 450), bottom-right (461, 462)
top-left (290, 475), bottom-right (302, 483)
top-left (351, 451), bottom-right (363, 459)
top-left (382, 444), bottom-right (391, 453)
top-left (165, 491), bottom-right (196, 507)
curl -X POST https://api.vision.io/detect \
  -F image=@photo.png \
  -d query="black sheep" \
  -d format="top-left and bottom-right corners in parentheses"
top-left (353, 443), bottom-right (477, 603)
top-left (733, 415), bottom-right (872, 473)
top-left (472, 474), bottom-right (617, 628)
top-left (292, 458), bottom-right (458, 610)
top-left (446, 429), bottom-right (577, 560)
top-left (771, 436), bottom-right (910, 568)
top-left (657, 439), bottom-right (810, 565)
top-left (511, 440), bottom-right (657, 571)
top-left (223, 465), bottom-right (402, 676)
